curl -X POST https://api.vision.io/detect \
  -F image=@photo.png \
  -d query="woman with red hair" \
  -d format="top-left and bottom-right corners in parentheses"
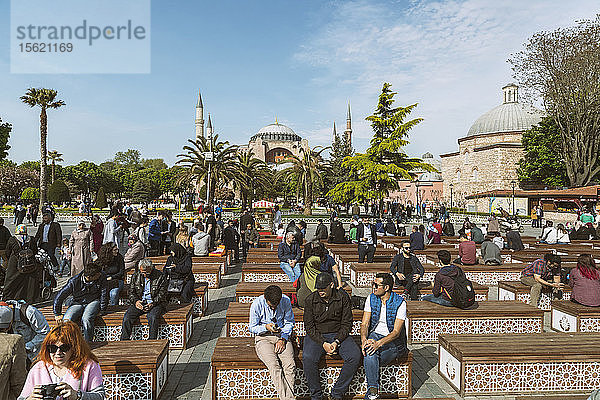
top-left (18, 320), bottom-right (105, 399)
top-left (570, 254), bottom-right (600, 307)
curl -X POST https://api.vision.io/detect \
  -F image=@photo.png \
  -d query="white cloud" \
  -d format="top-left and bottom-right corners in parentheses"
top-left (293, 0), bottom-right (600, 157)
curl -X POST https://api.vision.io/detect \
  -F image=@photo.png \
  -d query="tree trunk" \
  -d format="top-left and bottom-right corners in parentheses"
top-left (39, 107), bottom-right (48, 211)
top-left (51, 161), bottom-right (55, 184)
top-left (304, 181), bottom-right (312, 215)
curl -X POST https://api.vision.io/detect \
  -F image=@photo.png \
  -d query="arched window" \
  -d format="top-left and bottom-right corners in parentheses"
top-left (456, 170), bottom-right (461, 181)
top-left (464, 151), bottom-right (470, 164)
top-left (472, 168), bottom-right (479, 182)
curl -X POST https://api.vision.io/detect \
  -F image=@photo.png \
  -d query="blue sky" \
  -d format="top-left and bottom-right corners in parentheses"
top-left (0, 0), bottom-right (598, 166)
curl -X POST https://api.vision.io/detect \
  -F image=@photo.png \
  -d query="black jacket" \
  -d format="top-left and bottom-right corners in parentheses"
top-left (314, 223), bottom-right (328, 240)
top-left (239, 213), bottom-right (254, 231)
top-left (102, 253), bottom-right (125, 283)
top-left (442, 222), bottom-right (455, 236)
top-left (390, 253), bottom-right (425, 278)
top-left (54, 272), bottom-right (108, 315)
top-left (357, 223), bottom-right (377, 246)
top-left (0, 225), bottom-right (11, 250)
top-left (223, 226), bottom-right (240, 249)
top-left (128, 268), bottom-right (167, 305)
top-left (303, 288), bottom-right (353, 344)
top-left (329, 221), bottom-right (346, 244)
top-left (164, 254), bottom-right (195, 282)
top-left (278, 241), bottom-right (301, 263)
top-left (34, 221), bottom-right (62, 249)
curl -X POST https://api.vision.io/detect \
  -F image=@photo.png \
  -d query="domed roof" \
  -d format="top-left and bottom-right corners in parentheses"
top-left (251, 122), bottom-right (302, 142)
top-left (467, 84), bottom-right (544, 137)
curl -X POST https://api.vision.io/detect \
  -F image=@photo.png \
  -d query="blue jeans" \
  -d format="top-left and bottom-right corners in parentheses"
top-left (59, 259), bottom-right (70, 276)
top-left (63, 300), bottom-right (100, 341)
top-left (280, 262), bottom-right (301, 282)
top-left (422, 293), bottom-right (453, 307)
top-left (109, 280), bottom-right (125, 306)
top-left (303, 333), bottom-right (361, 400)
top-left (363, 332), bottom-right (400, 390)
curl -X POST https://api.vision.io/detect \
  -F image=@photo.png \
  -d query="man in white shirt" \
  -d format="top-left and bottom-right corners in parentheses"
top-left (360, 273), bottom-right (408, 400)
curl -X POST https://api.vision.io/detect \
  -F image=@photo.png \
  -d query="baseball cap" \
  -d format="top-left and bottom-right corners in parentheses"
top-left (0, 305), bottom-right (13, 329)
top-left (315, 272), bottom-right (334, 290)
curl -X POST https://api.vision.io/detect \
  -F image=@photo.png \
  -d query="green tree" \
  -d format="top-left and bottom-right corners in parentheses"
top-left (280, 146), bottom-right (329, 215)
top-left (47, 150), bottom-right (63, 184)
top-left (47, 179), bottom-right (70, 203)
top-left (20, 187), bottom-right (40, 201)
top-left (0, 118), bottom-right (12, 161)
top-left (113, 149), bottom-right (142, 170)
top-left (95, 187), bottom-right (108, 209)
top-left (142, 158), bottom-right (168, 170)
top-left (327, 83), bottom-right (435, 213)
top-left (20, 88), bottom-right (66, 211)
top-left (19, 160), bottom-right (40, 172)
top-left (517, 116), bottom-right (568, 187)
top-left (176, 135), bottom-right (238, 206)
top-left (323, 124), bottom-right (354, 202)
top-left (234, 150), bottom-right (271, 210)
top-left (132, 178), bottom-right (161, 203)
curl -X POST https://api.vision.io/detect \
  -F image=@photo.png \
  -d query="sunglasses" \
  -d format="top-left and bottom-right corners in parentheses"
top-left (372, 282), bottom-right (384, 288)
top-left (48, 344), bottom-right (72, 353)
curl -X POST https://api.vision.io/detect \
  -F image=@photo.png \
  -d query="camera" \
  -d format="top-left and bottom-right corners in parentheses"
top-left (40, 383), bottom-right (60, 400)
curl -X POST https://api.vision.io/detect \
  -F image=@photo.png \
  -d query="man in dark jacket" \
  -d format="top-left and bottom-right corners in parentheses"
top-left (303, 273), bottom-right (361, 400)
top-left (357, 217), bottom-right (377, 263)
top-left (35, 212), bottom-right (62, 270)
top-left (120, 258), bottom-right (167, 340)
top-left (0, 218), bottom-right (11, 268)
top-left (422, 250), bottom-right (464, 307)
top-left (239, 208), bottom-right (254, 235)
top-left (389, 240), bottom-right (424, 299)
top-left (329, 217), bottom-right (346, 244)
top-left (471, 225), bottom-right (484, 244)
top-left (278, 232), bottom-right (302, 282)
top-left (54, 262), bottom-right (108, 341)
top-left (314, 219), bottom-right (328, 241)
top-left (223, 219), bottom-right (241, 263)
top-left (506, 227), bottom-right (525, 251)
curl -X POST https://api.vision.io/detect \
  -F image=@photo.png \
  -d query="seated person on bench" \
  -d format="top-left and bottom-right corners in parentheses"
top-left (520, 253), bottom-right (564, 307)
top-left (249, 285), bottom-right (295, 400)
top-left (361, 273), bottom-right (408, 400)
top-left (121, 258), bottom-right (167, 341)
top-left (454, 233), bottom-right (477, 265)
top-left (389, 240), bottom-right (423, 300)
top-left (422, 250), bottom-right (465, 307)
top-left (480, 235), bottom-right (502, 265)
top-left (570, 254), bottom-right (600, 307)
top-left (303, 273), bottom-right (361, 400)
top-left (54, 262), bottom-right (108, 342)
top-left (278, 232), bottom-right (302, 282)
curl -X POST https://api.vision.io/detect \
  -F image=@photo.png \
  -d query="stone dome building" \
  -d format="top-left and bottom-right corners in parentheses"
top-left (244, 120), bottom-right (309, 167)
top-left (440, 83), bottom-right (544, 205)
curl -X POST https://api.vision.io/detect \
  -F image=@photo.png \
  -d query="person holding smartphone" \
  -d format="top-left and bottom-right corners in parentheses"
top-left (360, 273), bottom-right (408, 400)
top-left (249, 285), bottom-right (295, 400)
top-left (120, 259), bottom-right (167, 341)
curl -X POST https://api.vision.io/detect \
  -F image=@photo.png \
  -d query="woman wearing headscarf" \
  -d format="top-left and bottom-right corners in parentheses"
top-left (164, 243), bottom-right (195, 302)
top-left (296, 254), bottom-right (321, 308)
top-left (90, 214), bottom-right (104, 254)
top-left (69, 220), bottom-right (94, 277)
top-left (4, 224), bottom-right (40, 303)
top-left (97, 242), bottom-right (125, 305)
top-left (124, 234), bottom-right (146, 271)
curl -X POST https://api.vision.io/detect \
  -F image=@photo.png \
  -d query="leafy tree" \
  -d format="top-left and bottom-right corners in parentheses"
top-left (323, 123), bottom-right (354, 202)
top-left (21, 187), bottom-right (40, 201)
top-left (113, 149), bottom-right (142, 170)
top-left (280, 146), bottom-right (329, 215)
top-left (47, 179), bottom-right (70, 203)
top-left (60, 161), bottom-right (121, 195)
top-left (176, 134), bottom-right (238, 206)
top-left (0, 166), bottom-right (39, 201)
top-left (518, 116), bottom-right (568, 187)
top-left (510, 16), bottom-right (600, 186)
top-left (142, 158), bottom-right (168, 170)
top-left (327, 83), bottom-right (435, 213)
top-left (95, 187), bottom-right (108, 209)
top-left (0, 160), bottom-right (16, 168)
top-left (132, 178), bottom-right (161, 203)
top-left (19, 160), bottom-right (40, 172)
top-left (20, 88), bottom-right (66, 211)
top-left (234, 149), bottom-right (271, 210)
top-left (0, 118), bottom-right (11, 161)
top-left (47, 150), bottom-right (63, 183)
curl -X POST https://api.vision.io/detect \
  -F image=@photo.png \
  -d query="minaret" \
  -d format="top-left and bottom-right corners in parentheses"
top-left (195, 90), bottom-right (204, 140)
top-left (206, 114), bottom-right (213, 139)
top-left (332, 122), bottom-right (337, 140)
top-left (344, 102), bottom-right (352, 146)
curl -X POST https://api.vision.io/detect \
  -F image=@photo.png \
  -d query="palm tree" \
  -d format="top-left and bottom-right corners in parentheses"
top-left (47, 150), bottom-right (63, 184)
top-left (21, 88), bottom-right (65, 210)
top-left (176, 134), bottom-right (238, 206)
top-left (280, 146), bottom-right (330, 215)
top-left (234, 149), bottom-right (271, 210)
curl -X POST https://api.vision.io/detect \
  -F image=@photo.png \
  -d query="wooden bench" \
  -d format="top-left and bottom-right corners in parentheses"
top-left (148, 255), bottom-right (228, 274)
top-left (125, 262), bottom-right (222, 288)
top-left (211, 337), bottom-right (412, 400)
top-left (225, 302), bottom-right (362, 346)
top-left (119, 282), bottom-right (209, 316)
top-left (551, 300), bottom-right (600, 333)
top-left (498, 281), bottom-right (572, 310)
top-left (515, 396), bottom-right (590, 400)
top-left (438, 332), bottom-right (600, 397)
top-left (393, 281), bottom-right (489, 302)
top-left (93, 340), bottom-right (168, 400)
top-left (336, 254), bottom-right (395, 274)
top-left (235, 282), bottom-right (351, 303)
top-left (43, 304), bottom-right (193, 349)
top-left (406, 300), bottom-right (543, 344)
top-left (241, 264), bottom-right (289, 282)
top-left (245, 253), bottom-right (281, 263)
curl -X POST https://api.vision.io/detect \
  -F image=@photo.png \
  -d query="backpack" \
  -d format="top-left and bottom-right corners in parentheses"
top-left (17, 242), bottom-right (38, 274)
top-left (449, 269), bottom-right (475, 309)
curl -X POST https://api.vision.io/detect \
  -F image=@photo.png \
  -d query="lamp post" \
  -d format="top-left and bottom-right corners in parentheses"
top-left (415, 181), bottom-right (421, 216)
top-left (510, 180), bottom-right (516, 216)
top-left (449, 183), bottom-right (454, 209)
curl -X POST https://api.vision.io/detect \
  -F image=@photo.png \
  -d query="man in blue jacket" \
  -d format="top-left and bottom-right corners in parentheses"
top-left (277, 232), bottom-right (302, 282)
top-left (147, 212), bottom-right (164, 256)
top-left (53, 262), bottom-right (108, 341)
top-left (360, 273), bottom-right (408, 400)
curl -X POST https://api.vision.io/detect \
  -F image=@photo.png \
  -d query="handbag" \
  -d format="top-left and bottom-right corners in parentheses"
top-left (167, 278), bottom-right (185, 294)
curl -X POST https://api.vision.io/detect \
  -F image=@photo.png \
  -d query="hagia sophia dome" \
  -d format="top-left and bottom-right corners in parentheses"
top-left (250, 122), bottom-right (302, 142)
